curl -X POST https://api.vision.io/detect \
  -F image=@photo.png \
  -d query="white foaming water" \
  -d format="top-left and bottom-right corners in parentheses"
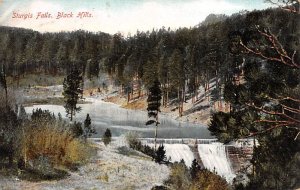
top-left (163, 144), bottom-right (195, 167)
top-left (198, 142), bottom-right (235, 183)
top-left (147, 143), bottom-right (195, 167)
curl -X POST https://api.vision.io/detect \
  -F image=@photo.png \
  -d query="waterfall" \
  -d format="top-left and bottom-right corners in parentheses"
top-left (198, 142), bottom-right (235, 182)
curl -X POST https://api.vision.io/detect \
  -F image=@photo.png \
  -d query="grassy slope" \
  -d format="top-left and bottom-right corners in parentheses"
top-left (0, 138), bottom-right (169, 190)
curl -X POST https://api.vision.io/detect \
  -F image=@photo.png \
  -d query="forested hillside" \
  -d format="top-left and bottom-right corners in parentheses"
top-left (1, 8), bottom-right (298, 116)
top-left (1, 1), bottom-right (300, 189)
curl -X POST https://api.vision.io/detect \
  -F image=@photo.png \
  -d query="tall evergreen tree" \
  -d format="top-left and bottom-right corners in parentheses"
top-left (83, 113), bottom-right (96, 139)
top-left (158, 54), bottom-right (170, 107)
top-left (169, 49), bottom-right (185, 117)
top-left (209, 7), bottom-right (300, 189)
top-left (142, 60), bottom-right (158, 88)
top-left (146, 79), bottom-right (162, 150)
top-left (62, 67), bottom-right (83, 121)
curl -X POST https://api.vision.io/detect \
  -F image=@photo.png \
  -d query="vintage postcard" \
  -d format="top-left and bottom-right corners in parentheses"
top-left (0, 0), bottom-right (299, 189)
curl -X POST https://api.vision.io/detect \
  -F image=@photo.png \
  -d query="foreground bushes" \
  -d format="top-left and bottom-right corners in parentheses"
top-left (0, 104), bottom-right (95, 181)
top-left (125, 132), bottom-right (154, 156)
top-left (163, 160), bottom-right (229, 190)
top-left (125, 132), bottom-right (169, 163)
top-left (22, 123), bottom-right (92, 168)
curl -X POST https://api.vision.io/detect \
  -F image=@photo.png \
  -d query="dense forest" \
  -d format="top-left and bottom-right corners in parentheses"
top-left (0, 2), bottom-right (299, 189)
top-left (0, 8), bottom-right (297, 114)
top-left (0, 8), bottom-right (298, 107)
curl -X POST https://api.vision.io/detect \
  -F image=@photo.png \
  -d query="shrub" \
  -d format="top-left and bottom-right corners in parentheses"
top-left (155, 144), bottom-right (167, 164)
top-left (141, 144), bottom-right (156, 158)
top-left (96, 173), bottom-right (109, 182)
top-left (164, 161), bottom-right (230, 190)
top-left (31, 108), bottom-right (56, 123)
top-left (102, 128), bottom-right (112, 146)
top-left (0, 106), bottom-right (20, 166)
top-left (64, 138), bottom-right (92, 165)
top-left (125, 131), bottom-right (141, 147)
top-left (189, 169), bottom-right (229, 190)
top-left (164, 161), bottom-right (191, 190)
top-left (125, 132), bottom-right (170, 162)
top-left (190, 159), bottom-right (201, 180)
top-left (83, 114), bottom-right (96, 139)
top-left (71, 121), bottom-right (84, 138)
top-left (21, 122), bottom-right (92, 168)
top-left (151, 186), bottom-right (169, 190)
top-left (19, 167), bottom-right (69, 181)
top-left (129, 138), bottom-right (142, 150)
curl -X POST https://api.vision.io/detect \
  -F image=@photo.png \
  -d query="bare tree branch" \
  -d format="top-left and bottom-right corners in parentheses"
top-left (294, 131), bottom-right (300, 140)
top-left (265, 0), bottom-right (300, 14)
top-left (246, 103), bottom-right (300, 124)
top-left (249, 123), bottom-right (291, 136)
top-left (240, 26), bottom-right (299, 69)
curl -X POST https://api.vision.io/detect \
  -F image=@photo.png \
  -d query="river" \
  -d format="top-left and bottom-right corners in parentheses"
top-left (25, 97), bottom-right (213, 139)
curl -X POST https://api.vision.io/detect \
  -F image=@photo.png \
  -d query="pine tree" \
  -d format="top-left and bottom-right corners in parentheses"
top-left (83, 114), bottom-right (96, 139)
top-left (142, 60), bottom-right (158, 88)
top-left (62, 67), bottom-right (83, 121)
top-left (158, 54), bottom-right (170, 107)
top-left (155, 144), bottom-right (166, 164)
top-left (209, 7), bottom-right (300, 189)
top-left (71, 121), bottom-right (83, 138)
top-left (103, 128), bottom-right (112, 146)
top-left (146, 79), bottom-right (162, 150)
top-left (169, 49), bottom-right (185, 117)
top-left (31, 108), bottom-right (56, 124)
top-left (190, 159), bottom-right (201, 180)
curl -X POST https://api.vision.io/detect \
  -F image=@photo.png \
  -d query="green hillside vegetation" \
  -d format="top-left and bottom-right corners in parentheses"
top-left (0, 1), bottom-right (299, 189)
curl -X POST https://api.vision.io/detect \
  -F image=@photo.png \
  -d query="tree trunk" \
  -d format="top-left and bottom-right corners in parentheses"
top-left (154, 113), bottom-right (158, 150)
top-left (183, 80), bottom-right (186, 103)
top-left (195, 75), bottom-right (199, 100)
top-left (180, 89), bottom-right (184, 116)
top-left (138, 89), bottom-right (141, 98)
top-left (166, 87), bottom-right (169, 107)
top-left (5, 87), bottom-right (8, 111)
top-left (154, 124), bottom-right (158, 151)
top-left (17, 74), bottom-right (20, 87)
top-left (195, 88), bottom-right (198, 101)
top-left (23, 128), bottom-right (27, 168)
top-left (127, 91), bottom-right (130, 102)
top-left (162, 90), bottom-right (165, 107)
top-left (120, 84), bottom-right (123, 96)
top-left (70, 109), bottom-right (73, 121)
top-left (207, 80), bottom-right (210, 102)
top-left (131, 84), bottom-right (134, 99)
top-left (253, 136), bottom-right (256, 177)
top-left (192, 91), bottom-right (195, 104)
top-left (163, 84), bottom-right (167, 107)
top-left (178, 88), bottom-right (181, 116)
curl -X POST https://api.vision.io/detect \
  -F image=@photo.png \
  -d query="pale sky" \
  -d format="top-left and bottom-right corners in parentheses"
top-left (0, 0), bottom-right (273, 35)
